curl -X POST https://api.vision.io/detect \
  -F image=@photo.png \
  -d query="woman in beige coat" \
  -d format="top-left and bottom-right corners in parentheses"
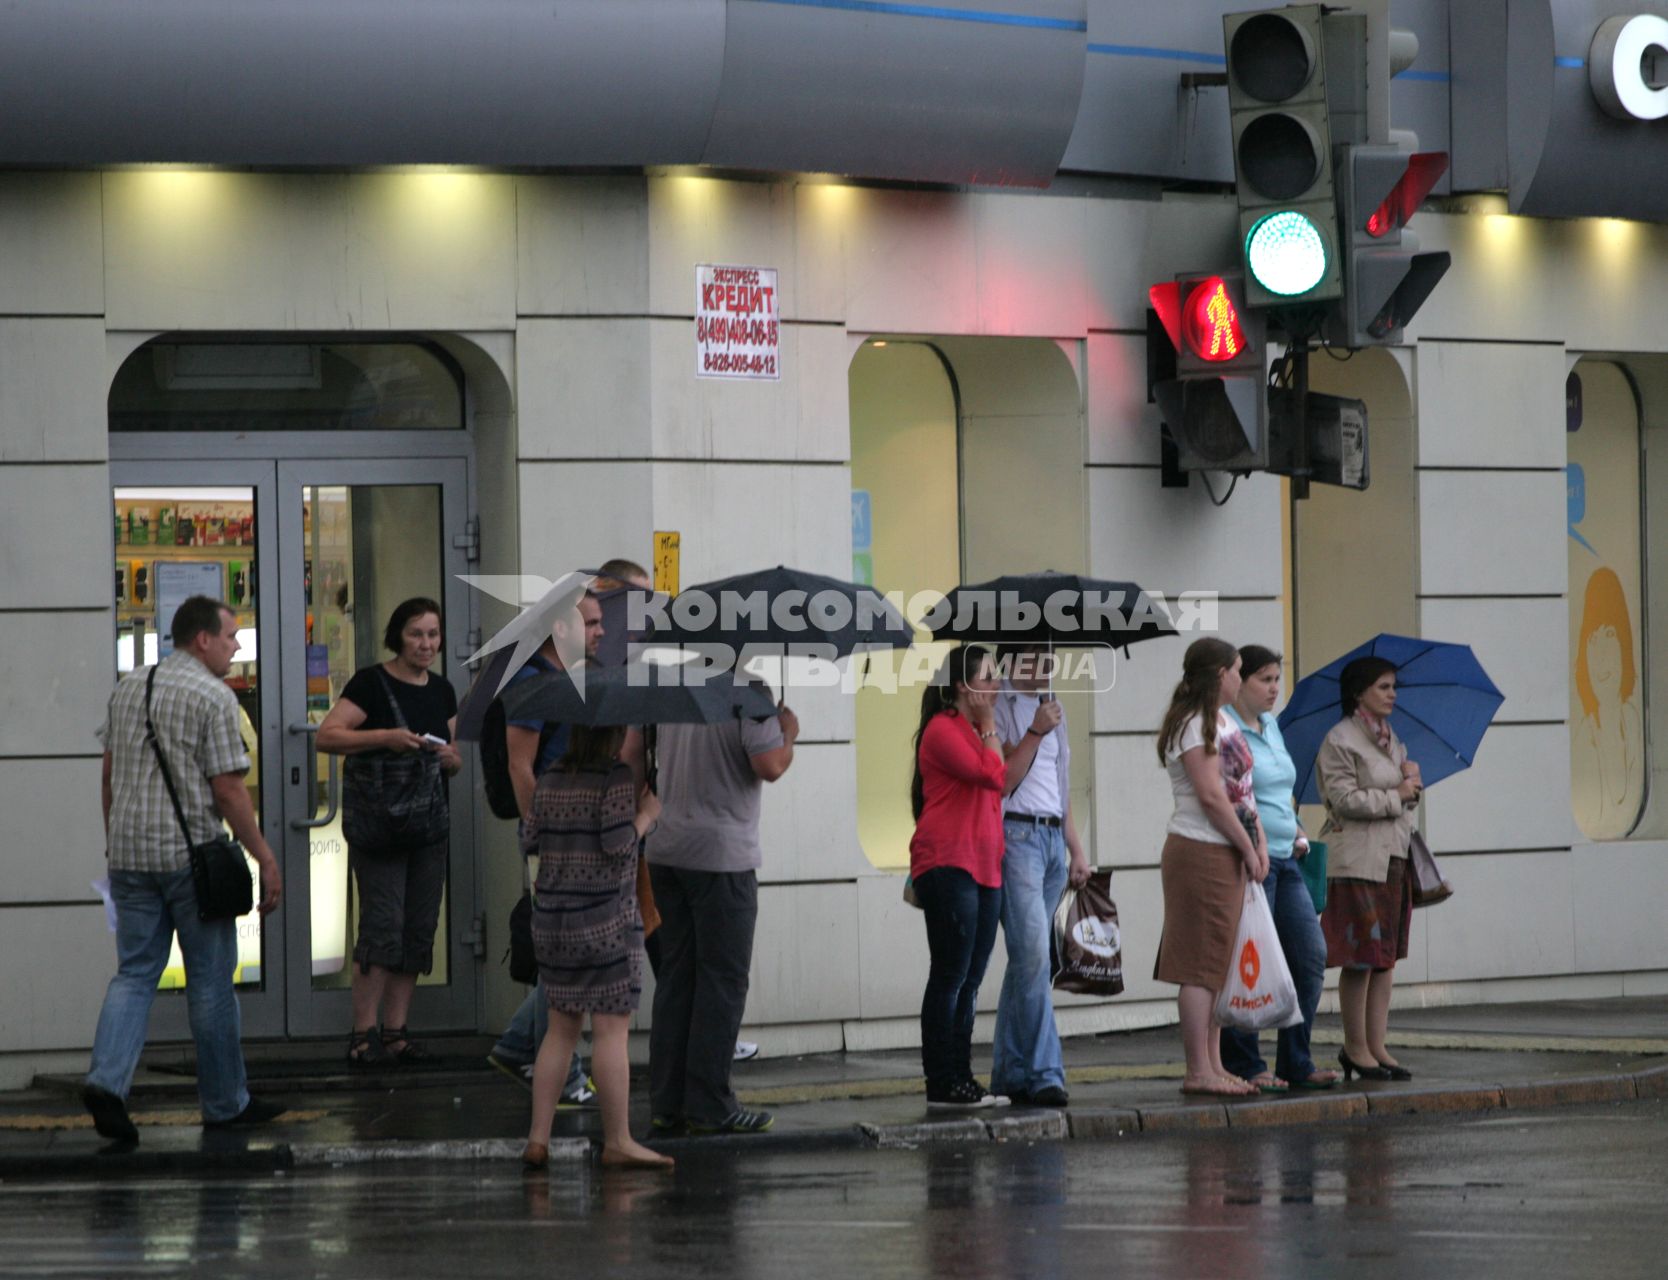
top-left (1316, 657), bottom-right (1422, 1081)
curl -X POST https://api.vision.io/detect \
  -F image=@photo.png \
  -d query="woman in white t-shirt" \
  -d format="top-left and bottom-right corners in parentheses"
top-left (1154, 637), bottom-right (1269, 1098)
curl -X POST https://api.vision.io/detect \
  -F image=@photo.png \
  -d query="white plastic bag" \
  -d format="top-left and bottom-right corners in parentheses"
top-left (1213, 881), bottom-right (1303, 1032)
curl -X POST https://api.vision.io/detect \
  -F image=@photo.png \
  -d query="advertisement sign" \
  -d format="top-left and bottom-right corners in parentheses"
top-left (696, 264), bottom-right (780, 381)
top-left (654, 531), bottom-right (681, 596)
top-left (154, 561), bottom-right (225, 655)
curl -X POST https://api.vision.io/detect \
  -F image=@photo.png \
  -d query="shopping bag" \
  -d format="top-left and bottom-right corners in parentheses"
top-left (1213, 881), bottom-right (1303, 1031)
top-left (1050, 869), bottom-right (1124, 997)
top-left (1296, 840), bottom-right (1328, 915)
top-left (1408, 830), bottom-right (1454, 908)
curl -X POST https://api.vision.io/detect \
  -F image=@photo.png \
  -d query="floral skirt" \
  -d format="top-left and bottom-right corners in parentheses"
top-left (1321, 856), bottom-right (1412, 970)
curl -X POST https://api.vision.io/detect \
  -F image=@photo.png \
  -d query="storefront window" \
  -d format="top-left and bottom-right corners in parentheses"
top-left (1567, 361), bottom-right (1646, 840)
top-left (109, 340), bottom-right (463, 432)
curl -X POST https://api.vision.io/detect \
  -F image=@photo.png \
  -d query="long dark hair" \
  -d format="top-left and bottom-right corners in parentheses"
top-left (1339, 656), bottom-right (1397, 718)
top-left (558, 723), bottom-right (627, 773)
top-left (1156, 637), bottom-right (1239, 764)
top-left (910, 645), bottom-right (992, 821)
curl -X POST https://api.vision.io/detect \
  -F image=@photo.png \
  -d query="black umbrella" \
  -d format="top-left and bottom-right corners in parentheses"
top-left (927, 570), bottom-right (1177, 648)
top-left (499, 660), bottom-right (779, 727)
top-left (641, 565), bottom-right (914, 657)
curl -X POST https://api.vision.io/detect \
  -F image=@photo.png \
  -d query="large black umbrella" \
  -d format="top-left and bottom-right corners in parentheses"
top-left (641, 564), bottom-right (914, 657)
top-left (499, 660), bottom-right (779, 727)
top-left (927, 570), bottom-right (1177, 648)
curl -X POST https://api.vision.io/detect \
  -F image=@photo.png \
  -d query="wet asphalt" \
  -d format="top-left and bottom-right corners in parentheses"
top-left (3, 1100), bottom-right (1664, 1279)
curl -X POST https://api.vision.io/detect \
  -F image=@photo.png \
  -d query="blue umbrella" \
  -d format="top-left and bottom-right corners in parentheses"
top-left (1278, 634), bottom-right (1505, 805)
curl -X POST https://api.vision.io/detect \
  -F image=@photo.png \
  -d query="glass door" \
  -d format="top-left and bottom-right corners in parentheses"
top-left (110, 462), bottom-right (286, 1039)
top-left (108, 457), bottom-right (477, 1042)
top-left (276, 459), bottom-right (476, 1037)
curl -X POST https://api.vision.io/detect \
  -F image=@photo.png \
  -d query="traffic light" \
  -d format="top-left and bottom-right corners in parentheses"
top-left (1328, 145), bottom-right (1452, 347)
top-left (1224, 5), bottom-right (1341, 308)
top-left (1148, 273), bottom-right (1269, 473)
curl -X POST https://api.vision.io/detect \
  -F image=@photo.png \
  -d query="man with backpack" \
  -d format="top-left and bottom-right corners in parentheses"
top-left (484, 591), bottom-right (604, 1102)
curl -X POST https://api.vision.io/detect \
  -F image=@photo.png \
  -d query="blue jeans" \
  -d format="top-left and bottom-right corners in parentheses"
top-left (86, 868), bottom-right (250, 1122)
top-left (1220, 855), bottom-right (1327, 1082)
top-left (914, 866), bottom-right (1002, 1092)
top-left (494, 984), bottom-right (584, 1092)
top-left (991, 820), bottom-right (1069, 1096)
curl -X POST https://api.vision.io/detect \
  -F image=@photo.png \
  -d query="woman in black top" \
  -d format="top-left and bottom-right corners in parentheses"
top-left (317, 597), bottom-right (460, 1066)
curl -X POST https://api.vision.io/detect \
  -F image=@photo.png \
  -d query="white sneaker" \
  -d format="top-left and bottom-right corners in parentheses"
top-left (733, 1040), bottom-right (760, 1062)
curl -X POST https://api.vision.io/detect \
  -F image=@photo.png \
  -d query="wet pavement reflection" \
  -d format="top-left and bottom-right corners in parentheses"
top-left (4, 1101), bottom-right (1664, 1279)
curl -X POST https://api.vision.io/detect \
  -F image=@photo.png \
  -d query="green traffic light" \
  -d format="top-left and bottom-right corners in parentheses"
top-left (1246, 210), bottom-right (1328, 297)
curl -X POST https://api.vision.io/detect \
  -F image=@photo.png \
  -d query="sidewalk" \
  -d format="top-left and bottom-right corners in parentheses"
top-left (4, 997), bottom-right (1665, 1177)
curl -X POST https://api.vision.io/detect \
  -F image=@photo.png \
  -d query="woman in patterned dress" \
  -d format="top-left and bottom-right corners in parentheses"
top-left (520, 723), bottom-right (668, 1170)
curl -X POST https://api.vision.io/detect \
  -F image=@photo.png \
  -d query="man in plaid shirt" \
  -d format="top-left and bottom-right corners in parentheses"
top-left (83, 596), bottom-right (284, 1145)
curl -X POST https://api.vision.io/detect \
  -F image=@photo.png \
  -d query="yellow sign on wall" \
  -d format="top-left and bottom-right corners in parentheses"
top-left (654, 531), bottom-right (681, 595)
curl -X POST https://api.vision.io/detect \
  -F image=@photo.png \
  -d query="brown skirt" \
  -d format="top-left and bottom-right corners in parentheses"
top-left (1153, 833), bottom-right (1247, 990)
top-left (1322, 856), bottom-right (1413, 970)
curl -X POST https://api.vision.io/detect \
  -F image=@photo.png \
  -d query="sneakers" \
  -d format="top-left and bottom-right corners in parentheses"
top-left (650, 1114), bottom-right (686, 1134)
top-left (83, 1085), bottom-right (138, 1144)
top-left (733, 1040), bottom-right (760, 1062)
top-left (687, 1108), bottom-right (774, 1135)
top-left (560, 1076), bottom-right (598, 1107)
top-left (486, 1051), bottom-right (534, 1094)
top-left (487, 1054), bottom-right (596, 1105)
top-left (203, 1096), bottom-right (286, 1129)
top-left (926, 1080), bottom-right (1010, 1111)
top-left (1030, 1085), bottom-right (1070, 1108)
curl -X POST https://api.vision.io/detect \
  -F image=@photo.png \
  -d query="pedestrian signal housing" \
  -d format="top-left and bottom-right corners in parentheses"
top-left (1328, 145), bottom-right (1452, 347)
top-left (1148, 272), bottom-right (1269, 474)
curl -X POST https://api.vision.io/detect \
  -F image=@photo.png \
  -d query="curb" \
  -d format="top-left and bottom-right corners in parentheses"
top-left (289, 1136), bottom-right (590, 1166)
top-left (8, 1066), bottom-right (1665, 1176)
top-left (0, 1144), bottom-right (293, 1179)
top-left (857, 1068), bottom-right (1668, 1150)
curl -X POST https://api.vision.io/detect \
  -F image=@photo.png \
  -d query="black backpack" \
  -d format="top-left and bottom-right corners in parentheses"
top-left (477, 697), bottom-right (554, 820)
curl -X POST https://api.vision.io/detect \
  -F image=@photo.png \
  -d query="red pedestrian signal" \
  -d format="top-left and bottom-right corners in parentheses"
top-left (1182, 276), bottom-right (1247, 363)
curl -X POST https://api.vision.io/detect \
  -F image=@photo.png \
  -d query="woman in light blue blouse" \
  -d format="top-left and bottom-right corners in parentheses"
top-left (1220, 645), bottom-right (1339, 1091)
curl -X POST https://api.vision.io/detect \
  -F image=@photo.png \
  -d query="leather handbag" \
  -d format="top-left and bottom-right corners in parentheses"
top-left (1408, 830), bottom-right (1454, 908)
top-left (144, 666), bottom-right (254, 922)
top-left (341, 670), bottom-right (449, 853)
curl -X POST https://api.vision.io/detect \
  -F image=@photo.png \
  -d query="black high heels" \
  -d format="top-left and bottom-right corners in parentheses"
top-left (1337, 1049), bottom-right (1393, 1081)
top-left (1377, 1061), bottom-right (1413, 1081)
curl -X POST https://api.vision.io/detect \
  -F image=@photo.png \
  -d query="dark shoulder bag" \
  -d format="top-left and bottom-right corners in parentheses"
top-left (341, 670), bottom-right (449, 854)
top-left (145, 666), bottom-right (254, 922)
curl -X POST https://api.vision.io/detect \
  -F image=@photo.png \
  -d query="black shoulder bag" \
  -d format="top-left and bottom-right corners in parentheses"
top-left (145, 665), bottom-right (255, 922)
top-left (340, 670), bottom-right (450, 854)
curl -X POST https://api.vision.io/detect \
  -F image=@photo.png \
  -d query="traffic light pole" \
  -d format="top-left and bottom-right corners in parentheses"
top-left (1291, 342), bottom-right (1311, 501)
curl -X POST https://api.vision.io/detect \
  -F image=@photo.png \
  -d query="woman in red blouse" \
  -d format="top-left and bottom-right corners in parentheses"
top-left (909, 645), bottom-right (1010, 1110)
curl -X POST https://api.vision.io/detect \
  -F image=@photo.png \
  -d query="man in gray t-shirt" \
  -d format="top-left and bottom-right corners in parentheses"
top-left (638, 705), bottom-right (796, 1134)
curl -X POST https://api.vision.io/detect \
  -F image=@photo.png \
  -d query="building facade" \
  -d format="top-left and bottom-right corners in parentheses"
top-left (3, 0), bottom-right (1667, 1083)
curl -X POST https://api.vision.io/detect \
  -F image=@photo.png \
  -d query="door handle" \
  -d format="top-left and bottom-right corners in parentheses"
top-left (287, 722), bottom-right (341, 830)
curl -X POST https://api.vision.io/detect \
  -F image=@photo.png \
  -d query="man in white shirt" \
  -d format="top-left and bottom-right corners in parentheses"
top-left (990, 644), bottom-right (1090, 1107)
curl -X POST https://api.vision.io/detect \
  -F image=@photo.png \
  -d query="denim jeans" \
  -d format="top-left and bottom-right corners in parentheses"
top-left (914, 866), bottom-right (1002, 1092)
top-left (494, 983), bottom-right (584, 1092)
top-left (85, 867), bottom-right (250, 1123)
top-left (991, 820), bottom-right (1069, 1096)
top-left (1220, 855), bottom-right (1327, 1082)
